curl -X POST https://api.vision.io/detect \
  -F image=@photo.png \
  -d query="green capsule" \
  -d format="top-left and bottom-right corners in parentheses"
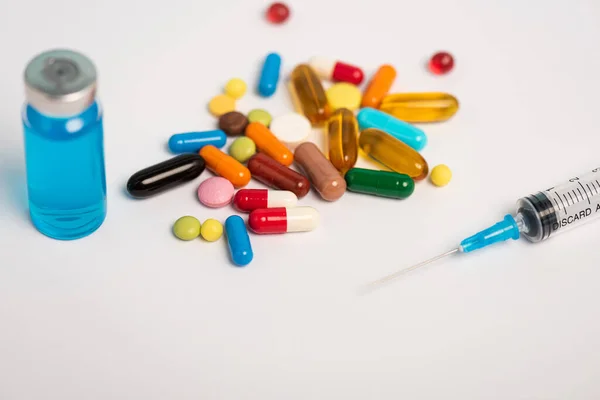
top-left (345, 168), bottom-right (414, 199)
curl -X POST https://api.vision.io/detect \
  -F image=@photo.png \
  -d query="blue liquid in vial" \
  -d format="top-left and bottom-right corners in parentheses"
top-left (23, 101), bottom-right (106, 240)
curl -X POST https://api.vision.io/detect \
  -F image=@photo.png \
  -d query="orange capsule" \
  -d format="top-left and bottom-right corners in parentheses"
top-left (361, 65), bottom-right (396, 109)
top-left (245, 122), bottom-right (294, 166)
top-left (199, 145), bottom-right (251, 187)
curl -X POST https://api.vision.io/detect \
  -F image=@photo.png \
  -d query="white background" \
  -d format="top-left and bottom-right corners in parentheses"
top-left (1, 0), bottom-right (600, 399)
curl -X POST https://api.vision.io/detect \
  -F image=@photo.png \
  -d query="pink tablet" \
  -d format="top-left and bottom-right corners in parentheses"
top-left (197, 177), bottom-right (235, 208)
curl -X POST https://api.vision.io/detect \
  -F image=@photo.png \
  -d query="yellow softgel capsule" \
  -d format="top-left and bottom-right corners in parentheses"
top-left (327, 108), bottom-right (358, 175)
top-left (379, 93), bottom-right (459, 123)
top-left (200, 218), bottom-right (223, 242)
top-left (430, 164), bottom-right (452, 187)
top-left (208, 95), bottom-right (236, 117)
top-left (326, 83), bottom-right (361, 111)
top-left (225, 78), bottom-right (247, 99)
top-left (359, 128), bottom-right (429, 181)
top-left (289, 64), bottom-right (331, 126)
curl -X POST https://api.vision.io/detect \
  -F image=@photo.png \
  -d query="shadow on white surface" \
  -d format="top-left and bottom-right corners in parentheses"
top-left (0, 150), bottom-right (29, 222)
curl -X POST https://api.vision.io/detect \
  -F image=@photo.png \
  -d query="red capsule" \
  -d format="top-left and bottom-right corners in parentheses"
top-left (247, 153), bottom-right (311, 198)
top-left (233, 189), bottom-right (298, 212)
top-left (248, 207), bottom-right (319, 234)
top-left (309, 57), bottom-right (364, 85)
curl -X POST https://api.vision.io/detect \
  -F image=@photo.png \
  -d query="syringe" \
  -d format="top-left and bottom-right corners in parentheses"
top-left (368, 167), bottom-right (600, 288)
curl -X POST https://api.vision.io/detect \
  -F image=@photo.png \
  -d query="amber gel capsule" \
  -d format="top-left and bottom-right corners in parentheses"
top-left (327, 108), bottom-right (358, 175)
top-left (294, 142), bottom-right (346, 201)
top-left (248, 153), bottom-right (310, 198)
top-left (359, 128), bottom-right (429, 180)
top-left (289, 64), bottom-right (331, 125)
top-left (361, 65), bottom-right (396, 108)
top-left (345, 168), bottom-right (414, 199)
top-left (380, 93), bottom-right (459, 123)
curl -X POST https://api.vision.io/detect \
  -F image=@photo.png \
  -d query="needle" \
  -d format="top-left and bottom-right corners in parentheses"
top-left (362, 248), bottom-right (460, 292)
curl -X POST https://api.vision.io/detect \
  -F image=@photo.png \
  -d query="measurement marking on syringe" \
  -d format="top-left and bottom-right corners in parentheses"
top-left (587, 183), bottom-right (596, 197)
top-left (551, 197), bottom-right (563, 215)
top-left (556, 192), bottom-right (567, 212)
top-left (568, 192), bottom-right (575, 205)
top-left (577, 187), bottom-right (589, 204)
top-left (563, 194), bottom-right (571, 206)
top-left (578, 182), bottom-right (591, 203)
top-left (590, 181), bottom-right (598, 195)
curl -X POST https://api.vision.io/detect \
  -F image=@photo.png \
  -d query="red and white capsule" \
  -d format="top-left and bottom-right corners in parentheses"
top-left (233, 189), bottom-right (297, 212)
top-left (309, 57), bottom-right (365, 85)
top-left (248, 207), bottom-right (319, 234)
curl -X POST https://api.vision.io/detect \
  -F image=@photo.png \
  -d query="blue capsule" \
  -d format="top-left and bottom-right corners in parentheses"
top-left (225, 215), bottom-right (254, 267)
top-left (168, 130), bottom-right (227, 153)
top-left (258, 53), bottom-right (281, 97)
top-left (357, 108), bottom-right (427, 151)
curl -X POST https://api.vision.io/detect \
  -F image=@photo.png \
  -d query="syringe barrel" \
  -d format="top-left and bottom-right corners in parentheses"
top-left (517, 167), bottom-right (600, 243)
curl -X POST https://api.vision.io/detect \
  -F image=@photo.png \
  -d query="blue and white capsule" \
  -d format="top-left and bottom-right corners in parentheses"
top-left (225, 215), bottom-right (254, 267)
top-left (258, 53), bottom-right (281, 97)
top-left (357, 108), bottom-right (427, 151)
top-left (168, 130), bottom-right (227, 153)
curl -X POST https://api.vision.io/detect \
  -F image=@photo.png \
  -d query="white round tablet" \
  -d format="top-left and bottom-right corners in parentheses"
top-left (269, 113), bottom-right (311, 149)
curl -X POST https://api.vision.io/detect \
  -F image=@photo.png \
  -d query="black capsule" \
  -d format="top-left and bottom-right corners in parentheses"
top-left (126, 154), bottom-right (205, 198)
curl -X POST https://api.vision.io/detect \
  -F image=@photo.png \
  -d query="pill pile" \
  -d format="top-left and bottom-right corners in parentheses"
top-left (126, 49), bottom-right (459, 267)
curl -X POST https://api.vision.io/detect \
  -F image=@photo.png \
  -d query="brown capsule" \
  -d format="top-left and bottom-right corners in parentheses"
top-left (294, 142), bottom-right (346, 201)
top-left (218, 111), bottom-right (249, 136)
top-left (247, 153), bottom-right (310, 198)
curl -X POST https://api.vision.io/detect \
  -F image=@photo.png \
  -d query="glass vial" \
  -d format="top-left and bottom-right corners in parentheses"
top-left (22, 49), bottom-right (106, 240)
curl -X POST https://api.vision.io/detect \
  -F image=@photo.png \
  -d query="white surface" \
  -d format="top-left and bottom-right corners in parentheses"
top-left (1, 1), bottom-right (600, 399)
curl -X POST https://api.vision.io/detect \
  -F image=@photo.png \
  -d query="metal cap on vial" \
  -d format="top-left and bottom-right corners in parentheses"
top-left (24, 49), bottom-right (97, 117)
